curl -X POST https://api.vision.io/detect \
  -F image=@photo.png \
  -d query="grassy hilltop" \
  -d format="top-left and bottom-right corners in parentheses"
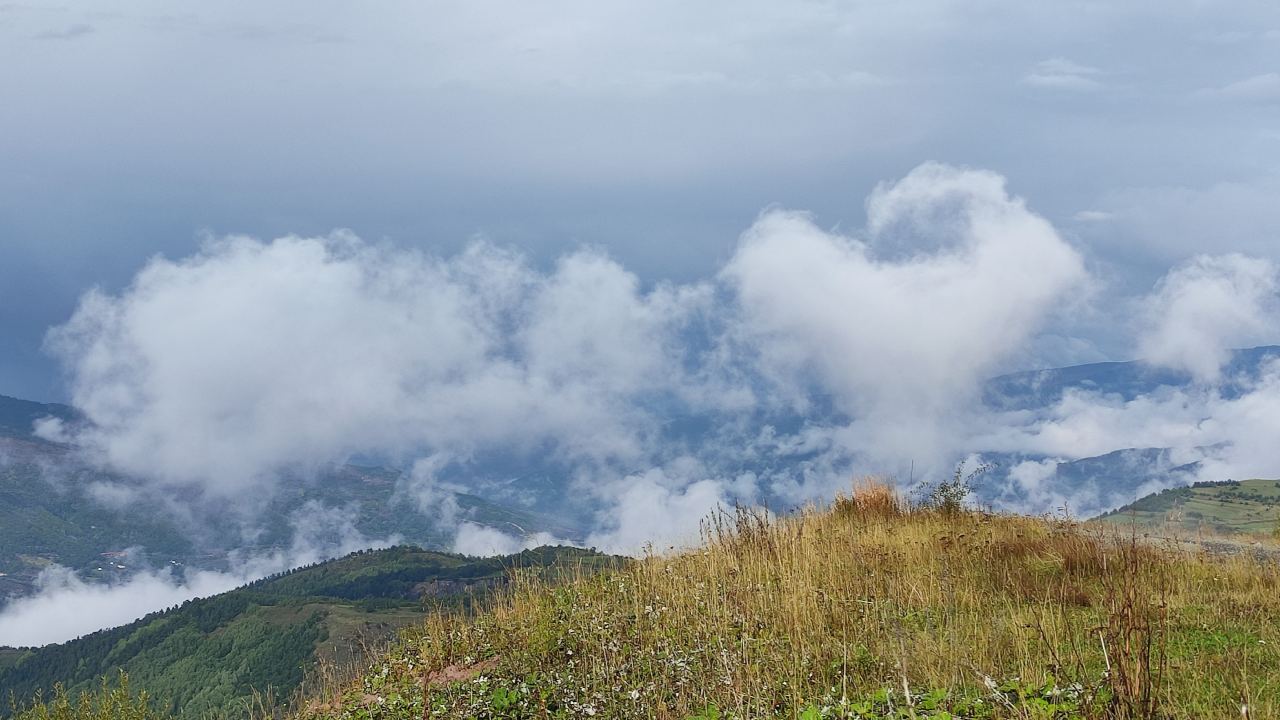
top-left (14, 481), bottom-right (1280, 720)
top-left (285, 482), bottom-right (1279, 720)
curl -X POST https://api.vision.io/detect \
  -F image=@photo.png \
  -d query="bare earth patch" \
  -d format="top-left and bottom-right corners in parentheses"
top-left (422, 656), bottom-right (500, 686)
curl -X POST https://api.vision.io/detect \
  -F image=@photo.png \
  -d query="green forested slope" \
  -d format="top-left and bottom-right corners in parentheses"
top-left (0, 450), bottom-right (197, 593)
top-left (0, 545), bottom-right (613, 719)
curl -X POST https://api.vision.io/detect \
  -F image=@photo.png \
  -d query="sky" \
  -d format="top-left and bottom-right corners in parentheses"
top-left (3, 0), bottom-right (1280, 400)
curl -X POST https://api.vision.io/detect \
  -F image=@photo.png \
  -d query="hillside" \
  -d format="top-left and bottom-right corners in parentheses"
top-left (0, 544), bottom-right (615, 719)
top-left (981, 345), bottom-right (1280, 411)
top-left (1096, 479), bottom-right (1280, 537)
top-left (0, 439), bottom-right (198, 596)
top-left (0, 436), bottom-right (578, 600)
top-left (0, 394), bottom-right (77, 439)
top-left (295, 485), bottom-right (1280, 719)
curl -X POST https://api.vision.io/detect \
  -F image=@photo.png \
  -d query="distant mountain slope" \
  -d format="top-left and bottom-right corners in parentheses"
top-left (0, 394), bottom-right (77, 440)
top-left (976, 347), bottom-right (1280, 515)
top-left (978, 446), bottom-right (1205, 516)
top-left (983, 345), bottom-right (1280, 411)
top-left (0, 544), bottom-right (616, 719)
top-left (1095, 478), bottom-right (1280, 536)
top-left (0, 438), bottom-right (198, 596)
top-left (0, 433), bottom-right (580, 599)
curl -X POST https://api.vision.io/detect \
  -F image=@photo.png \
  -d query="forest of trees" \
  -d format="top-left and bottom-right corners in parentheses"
top-left (1, 544), bottom-right (613, 719)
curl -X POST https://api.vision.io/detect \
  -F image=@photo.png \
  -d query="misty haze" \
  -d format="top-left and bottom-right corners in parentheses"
top-left (3, 2), bottom-right (1280, 718)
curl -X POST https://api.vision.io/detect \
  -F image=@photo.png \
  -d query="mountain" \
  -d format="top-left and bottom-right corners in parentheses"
top-left (0, 394), bottom-right (77, 440)
top-left (975, 446), bottom-right (1206, 516)
top-left (0, 394), bottom-right (579, 599)
top-left (1095, 478), bottom-right (1280, 537)
top-left (982, 345), bottom-right (1280, 411)
top-left (0, 438), bottom-right (199, 597)
top-left (0, 544), bottom-right (616, 719)
top-left (973, 346), bottom-right (1280, 514)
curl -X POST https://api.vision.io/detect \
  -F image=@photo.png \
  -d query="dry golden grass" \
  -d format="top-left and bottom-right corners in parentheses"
top-left (301, 479), bottom-right (1280, 719)
top-left (833, 476), bottom-right (907, 518)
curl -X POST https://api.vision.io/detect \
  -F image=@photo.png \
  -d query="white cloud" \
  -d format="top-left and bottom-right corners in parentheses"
top-left (1000, 458), bottom-right (1070, 511)
top-left (1137, 254), bottom-right (1279, 382)
top-left (585, 469), bottom-right (730, 555)
top-left (1022, 57), bottom-right (1103, 90)
top-left (1073, 210), bottom-right (1114, 223)
top-left (723, 163), bottom-right (1086, 468)
top-left (0, 564), bottom-right (246, 647)
top-left (975, 358), bottom-right (1280, 501)
top-left (1205, 72), bottom-right (1280, 102)
top-left (452, 522), bottom-right (560, 557)
top-left (784, 70), bottom-right (890, 91)
top-left (34, 162), bottom-right (1097, 565)
top-left (395, 454), bottom-right (463, 525)
top-left (31, 415), bottom-right (68, 442)
top-left (46, 235), bottom-right (706, 500)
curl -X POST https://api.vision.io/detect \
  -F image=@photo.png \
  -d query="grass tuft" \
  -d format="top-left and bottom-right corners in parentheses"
top-left (833, 477), bottom-right (906, 520)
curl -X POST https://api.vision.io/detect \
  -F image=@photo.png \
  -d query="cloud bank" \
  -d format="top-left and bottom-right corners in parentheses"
top-left (11, 161), bottom-right (1280, 643)
top-left (0, 564), bottom-right (250, 647)
top-left (725, 163), bottom-right (1086, 466)
top-left (38, 163), bottom-right (1091, 558)
top-left (46, 237), bottom-right (705, 495)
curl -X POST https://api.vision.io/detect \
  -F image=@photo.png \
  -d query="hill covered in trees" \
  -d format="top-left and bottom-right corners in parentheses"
top-left (0, 544), bottom-right (615, 719)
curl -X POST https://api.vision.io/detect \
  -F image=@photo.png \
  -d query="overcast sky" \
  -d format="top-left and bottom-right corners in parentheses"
top-left (3, 0), bottom-right (1279, 400)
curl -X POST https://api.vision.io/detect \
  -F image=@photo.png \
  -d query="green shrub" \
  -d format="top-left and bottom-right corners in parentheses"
top-left (8, 674), bottom-right (171, 720)
top-left (919, 461), bottom-right (992, 514)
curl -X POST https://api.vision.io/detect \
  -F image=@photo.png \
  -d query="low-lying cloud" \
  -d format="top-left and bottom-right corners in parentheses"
top-left (725, 163), bottom-right (1086, 468)
top-left (984, 362), bottom-right (1280, 485)
top-left (45, 237), bottom-right (703, 494)
top-left (0, 508), bottom-right (397, 647)
top-left (0, 564), bottom-right (250, 647)
top-left (37, 163), bottom-right (1092, 558)
top-left (1137, 254), bottom-right (1279, 382)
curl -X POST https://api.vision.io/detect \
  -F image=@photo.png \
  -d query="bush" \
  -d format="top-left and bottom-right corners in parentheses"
top-left (918, 461), bottom-right (992, 514)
